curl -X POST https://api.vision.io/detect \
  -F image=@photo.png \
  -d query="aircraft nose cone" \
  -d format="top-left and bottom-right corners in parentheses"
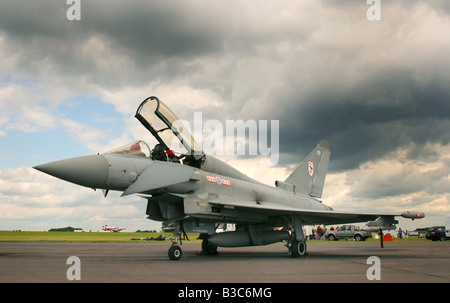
top-left (34, 155), bottom-right (109, 189)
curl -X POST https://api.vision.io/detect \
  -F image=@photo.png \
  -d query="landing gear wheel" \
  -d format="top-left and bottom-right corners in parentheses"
top-left (168, 245), bottom-right (182, 260)
top-left (201, 239), bottom-right (218, 255)
top-left (290, 240), bottom-right (307, 258)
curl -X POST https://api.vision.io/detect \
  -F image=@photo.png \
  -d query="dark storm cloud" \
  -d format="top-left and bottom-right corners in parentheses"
top-left (0, 1), bottom-right (234, 87)
top-left (0, 0), bottom-right (313, 89)
top-left (83, 1), bottom-right (229, 61)
top-left (275, 68), bottom-right (450, 171)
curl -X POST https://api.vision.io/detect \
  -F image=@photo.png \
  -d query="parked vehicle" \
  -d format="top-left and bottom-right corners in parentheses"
top-left (425, 226), bottom-right (447, 241)
top-left (325, 225), bottom-right (371, 241)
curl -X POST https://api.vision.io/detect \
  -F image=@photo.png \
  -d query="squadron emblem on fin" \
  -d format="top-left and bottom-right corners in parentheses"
top-left (308, 160), bottom-right (314, 176)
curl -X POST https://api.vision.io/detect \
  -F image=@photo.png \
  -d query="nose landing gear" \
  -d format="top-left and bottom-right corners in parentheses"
top-left (168, 244), bottom-right (182, 260)
top-left (167, 222), bottom-right (185, 261)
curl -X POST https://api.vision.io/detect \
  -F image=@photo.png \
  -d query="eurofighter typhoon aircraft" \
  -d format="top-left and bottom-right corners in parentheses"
top-left (34, 96), bottom-right (425, 260)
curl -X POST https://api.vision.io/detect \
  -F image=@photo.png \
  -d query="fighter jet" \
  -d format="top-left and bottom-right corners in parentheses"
top-left (34, 96), bottom-right (425, 260)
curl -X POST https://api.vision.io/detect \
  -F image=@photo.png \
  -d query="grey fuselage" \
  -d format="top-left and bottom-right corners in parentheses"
top-left (35, 152), bottom-right (330, 229)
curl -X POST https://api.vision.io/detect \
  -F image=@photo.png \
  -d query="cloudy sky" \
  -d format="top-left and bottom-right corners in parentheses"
top-left (0, 0), bottom-right (448, 232)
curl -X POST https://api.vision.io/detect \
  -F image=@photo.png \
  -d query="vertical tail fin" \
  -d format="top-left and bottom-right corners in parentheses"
top-left (285, 140), bottom-right (331, 198)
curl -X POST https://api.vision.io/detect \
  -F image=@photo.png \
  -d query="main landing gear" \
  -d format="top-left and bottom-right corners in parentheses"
top-left (286, 218), bottom-right (308, 258)
top-left (288, 238), bottom-right (307, 258)
top-left (201, 238), bottom-right (218, 255)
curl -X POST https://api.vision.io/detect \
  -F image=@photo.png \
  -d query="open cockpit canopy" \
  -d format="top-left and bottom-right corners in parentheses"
top-left (135, 96), bottom-right (204, 160)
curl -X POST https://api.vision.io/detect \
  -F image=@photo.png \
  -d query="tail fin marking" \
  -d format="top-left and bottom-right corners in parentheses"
top-left (284, 140), bottom-right (331, 199)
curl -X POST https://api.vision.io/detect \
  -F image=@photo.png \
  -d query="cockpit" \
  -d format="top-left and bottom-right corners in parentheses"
top-left (104, 140), bottom-right (151, 158)
top-left (103, 96), bottom-right (205, 168)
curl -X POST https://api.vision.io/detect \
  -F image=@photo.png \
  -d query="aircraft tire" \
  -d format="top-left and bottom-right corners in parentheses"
top-left (290, 240), bottom-right (307, 258)
top-left (202, 239), bottom-right (218, 255)
top-left (168, 245), bottom-right (182, 260)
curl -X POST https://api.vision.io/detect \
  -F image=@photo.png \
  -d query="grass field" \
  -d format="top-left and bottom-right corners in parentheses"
top-left (0, 231), bottom-right (200, 243)
top-left (0, 231), bottom-right (429, 243)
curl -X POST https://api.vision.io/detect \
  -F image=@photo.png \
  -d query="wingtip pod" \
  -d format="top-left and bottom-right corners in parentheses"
top-left (401, 211), bottom-right (425, 220)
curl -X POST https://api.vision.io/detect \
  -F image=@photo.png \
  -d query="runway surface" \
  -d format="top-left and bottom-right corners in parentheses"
top-left (1, 241), bottom-right (449, 283)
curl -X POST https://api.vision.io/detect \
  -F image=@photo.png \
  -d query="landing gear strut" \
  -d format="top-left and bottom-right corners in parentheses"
top-left (168, 222), bottom-right (184, 261)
